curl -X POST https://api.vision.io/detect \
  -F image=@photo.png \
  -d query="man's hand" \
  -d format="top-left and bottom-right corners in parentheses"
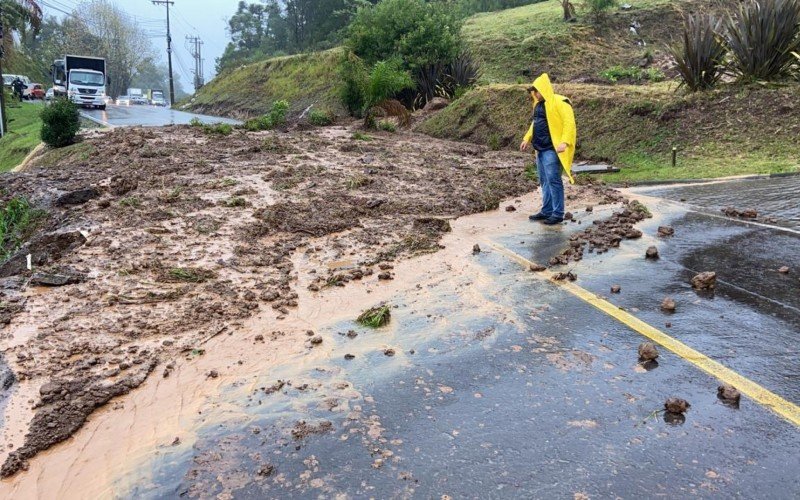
top-left (556, 142), bottom-right (568, 153)
top-left (519, 140), bottom-right (530, 152)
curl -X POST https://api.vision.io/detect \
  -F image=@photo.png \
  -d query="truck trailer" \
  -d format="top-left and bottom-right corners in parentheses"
top-left (52, 55), bottom-right (109, 110)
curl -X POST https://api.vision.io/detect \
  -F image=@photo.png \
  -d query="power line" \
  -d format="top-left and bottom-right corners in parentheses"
top-left (151, 0), bottom-right (175, 105)
top-left (185, 35), bottom-right (203, 91)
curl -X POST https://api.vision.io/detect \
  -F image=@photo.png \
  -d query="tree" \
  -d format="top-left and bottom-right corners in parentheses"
top-left (1, 0), bottom-right (42, 135)
top-left (346, 0), bottom-right (463, 73)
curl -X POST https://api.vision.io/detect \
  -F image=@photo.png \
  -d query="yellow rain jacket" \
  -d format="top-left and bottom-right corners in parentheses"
top-left (523, 73), bottom-right (577, 184)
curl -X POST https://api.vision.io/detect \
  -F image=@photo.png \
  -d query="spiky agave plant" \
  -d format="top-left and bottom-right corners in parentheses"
top-left (670, 13), bottom-right (727, 91)
top-left (726, 0), bottom-right (800, 81)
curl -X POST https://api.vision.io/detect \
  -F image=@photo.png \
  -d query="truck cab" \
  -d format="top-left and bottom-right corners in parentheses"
top-left (52, 55), bottom-right (109, 110)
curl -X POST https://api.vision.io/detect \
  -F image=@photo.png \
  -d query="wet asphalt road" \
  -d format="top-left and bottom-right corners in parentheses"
top-left (80, 104), bottom-right (240, 128)
top-left (123, 176), bottom-right (800, 498)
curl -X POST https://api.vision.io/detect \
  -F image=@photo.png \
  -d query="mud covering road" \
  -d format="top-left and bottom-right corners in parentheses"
top-left (0, 122), bottom-right (622, 483)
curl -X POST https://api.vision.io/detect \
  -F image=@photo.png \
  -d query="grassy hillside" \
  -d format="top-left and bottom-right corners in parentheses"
top-left (417, 82), bottom-right (800, 182)
top-left (0, 103), bottom-right (43, 172)
top-left (463, 0), bottom-right (683, 84)
top-left (185, 49), bottom-right (345, 119)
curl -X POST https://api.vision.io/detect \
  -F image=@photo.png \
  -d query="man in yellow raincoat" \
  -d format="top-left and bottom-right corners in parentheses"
top-left (519, 73), bottom-right (576, 225)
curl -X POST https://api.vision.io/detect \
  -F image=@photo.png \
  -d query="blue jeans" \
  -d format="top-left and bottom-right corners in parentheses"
top-left (536, 149), bottom-right (565, 219)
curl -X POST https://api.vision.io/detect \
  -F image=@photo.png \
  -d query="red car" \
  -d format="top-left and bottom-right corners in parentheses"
top-left (25, 83), bottom-right (46, 100)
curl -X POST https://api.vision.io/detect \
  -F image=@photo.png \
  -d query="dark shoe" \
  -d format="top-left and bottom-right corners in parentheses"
top-left (529, 212), bottom-right (550, 221)
top-left (543, 217), bottom-right (564, 225)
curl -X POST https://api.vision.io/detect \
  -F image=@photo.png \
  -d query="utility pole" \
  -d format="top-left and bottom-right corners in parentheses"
top-left (186, 35), bottom-right (204, 91)
top-left (152, 0), bottom-right (175, 105)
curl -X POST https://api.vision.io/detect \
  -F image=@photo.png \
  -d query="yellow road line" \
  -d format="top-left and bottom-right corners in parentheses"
top-left (487, 241), bottom-right (800, 427)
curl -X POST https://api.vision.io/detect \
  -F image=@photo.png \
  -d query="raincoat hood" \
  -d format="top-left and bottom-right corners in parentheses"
top-left (523, 73), bottom-right (577, 184)
top-left (530, 73), bottom-right (556, 106)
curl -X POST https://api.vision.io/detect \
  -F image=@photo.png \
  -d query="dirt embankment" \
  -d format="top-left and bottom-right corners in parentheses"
top-left (0, 121), bottom-right (627, 477)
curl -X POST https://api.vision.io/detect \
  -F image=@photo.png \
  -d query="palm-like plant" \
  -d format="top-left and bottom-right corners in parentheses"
top-left (726, 0), bottom-right (800, 81)
top-left (670, 13), bottom-right (727, 91)
top-left (362, 60), bottom-right (414, 128)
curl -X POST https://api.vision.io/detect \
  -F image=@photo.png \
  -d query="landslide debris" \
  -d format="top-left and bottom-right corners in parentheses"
top-left (549, 198), bottom-right (650, 266)
top-left (0, 121), bottom-right (618, 476)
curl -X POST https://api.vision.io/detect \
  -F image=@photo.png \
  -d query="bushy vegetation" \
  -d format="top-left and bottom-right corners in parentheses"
top-left (338, 57), bottom-right (415, 127)
top-left (346, 0), bottom-right (463, 73)
top-left (671, 0), bottom-right (800, 90)
top-left (190, 118), bottom-right (234, 135)
top-left (217, 0), bottom-right (358, 72)
top-left (308, 108), bottom-right (335, 126)
top-left (725, 0), bottom-right (800, 81)
top-left (670, 14), bottom-right (727, 91)
top-left (243, 100), bottom-right (290, 131)
top-left (583, 0), bottom-right (617, 21)
top-left (417, 52), bottom-right (481, 106)
top-left (0, 102), bottom-right (43, 172)
top-left (0, 196), bottom-right (42, 262)
top-left (40, 98), bottom-right (80, 148)
top-left (600, 66), bottom-right (665, 83)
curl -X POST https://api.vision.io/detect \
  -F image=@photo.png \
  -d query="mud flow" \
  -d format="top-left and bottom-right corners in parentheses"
top-left (2, 125), bottom-right (798, 498)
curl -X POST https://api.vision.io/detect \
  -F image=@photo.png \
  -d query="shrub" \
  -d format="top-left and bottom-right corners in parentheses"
top-left (726, 0), bottom-right (800, 81)
top-left (308, 108), bottom-right (335, 126)
top-left (670, 13), bottom-right (727, 91)
top-left (583, 0), bottom-right (617, 21)
top-left (599, 65), bottom-right (665, 83)
top-left (1, 196), bottom-right (42, 262)
top-left (346, 0), bottom-right (463, 73)
top-left (40, 98), bottom-right (80, 147)
top-left (417, 52), bottom-right (481, 105)
top-left (487, 133), bottom-right (502, 151)
top-left (378, 120), bottom-right (397, 132)
top-left (242, 100), bottom-right (291, 131)
top-left (339, 51), bottom-right (368, 117)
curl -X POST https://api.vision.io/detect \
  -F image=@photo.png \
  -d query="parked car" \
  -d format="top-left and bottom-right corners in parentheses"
top-left (26, 83), bottom-right (46, 100)
top-left (45, 87), bottom-right (54, 101)
top-left (2, 74), bottom-right (30, 88)
top-left (116, 95), bottom-right (132, 106)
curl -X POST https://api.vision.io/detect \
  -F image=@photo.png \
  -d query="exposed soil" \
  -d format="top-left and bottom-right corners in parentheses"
top-left (0, 122), bottom-right (627, 478)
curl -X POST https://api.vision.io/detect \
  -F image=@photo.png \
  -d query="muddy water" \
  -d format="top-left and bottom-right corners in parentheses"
top-left (3, 184), bottom-right (799, 497)
top-left (119, 191), bottom-right (798, 498)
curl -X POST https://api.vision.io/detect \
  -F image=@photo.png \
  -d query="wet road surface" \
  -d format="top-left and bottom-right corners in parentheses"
top-left (116, 177), bottom-right (799, 498)
top-left (638, 175), bottom-right (800, 230)
top-left (80, 104), bottom-right (241, 128)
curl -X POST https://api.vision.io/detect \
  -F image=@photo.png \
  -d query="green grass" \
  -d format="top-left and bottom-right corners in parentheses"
top-left (0, 104), bottom-right (43, 172)
top-left (166, 267), bottom-right (216, 283)
top-left (186, 49), bottom-right (346, 119)
top-left (1, 196), bottom-right (43, 261)
top-left (462, 0), bottom-right (678, 84)
top-left (418, 81), bottom-right (800, 183)
top-left (357, 304), bottom-right (391, 328)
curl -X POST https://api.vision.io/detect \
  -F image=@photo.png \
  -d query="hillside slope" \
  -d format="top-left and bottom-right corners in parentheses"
top-left (184, 49), bottom-right (344, 119)
top-left (417, 82), bottom-right (800, 182)
top-left (463, 0), bottom-right (686, 84)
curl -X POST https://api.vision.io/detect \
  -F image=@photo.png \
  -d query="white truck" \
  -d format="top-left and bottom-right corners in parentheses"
top-left (52, 55), bottom-right (109, 110)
